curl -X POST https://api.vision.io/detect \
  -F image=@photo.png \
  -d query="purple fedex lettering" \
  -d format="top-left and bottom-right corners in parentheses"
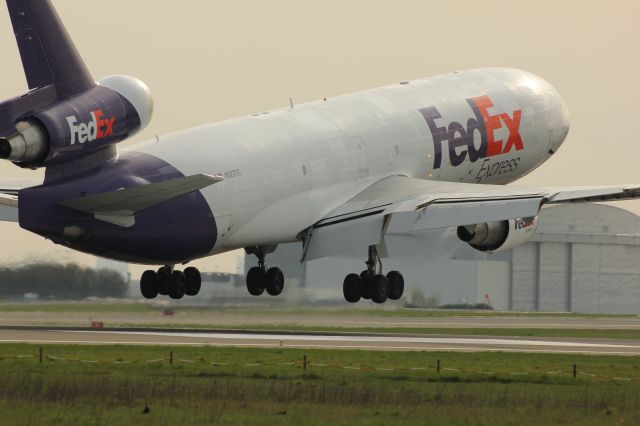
top-left (420, 106), bottom-right (447, 169)
top-left (420, 95), bottom-right (523, 169)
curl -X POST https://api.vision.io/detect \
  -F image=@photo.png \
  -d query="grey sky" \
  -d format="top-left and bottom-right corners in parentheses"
top-left (0, 0), bottom-right (638, 273)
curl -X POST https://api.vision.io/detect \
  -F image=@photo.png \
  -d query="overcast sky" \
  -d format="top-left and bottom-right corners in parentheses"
top-left (0, 0), bottom-right (638, 274)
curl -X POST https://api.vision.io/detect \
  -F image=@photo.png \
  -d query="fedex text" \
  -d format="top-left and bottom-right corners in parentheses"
top-left (420, 95), bottom-right (523, 171)
top-left (66, 110), bottom-right (115, 145)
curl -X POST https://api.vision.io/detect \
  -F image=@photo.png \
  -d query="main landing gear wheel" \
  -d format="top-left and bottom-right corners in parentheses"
top-left (370, 274), bottom-right (389, 304)
top-left (139, 266), bottom-right (202, 299)
top-left (244, 245), bottom-right (286, 297)
top-left (168, 270), bottom-right (186, 300)
top-left (184, 266), bottom-right (202, 296)
top-left (387, 270), bottom-right (404, 300)
top-left (265, 267), bottom-right (284, 296)
top-left (157, 266), bottom-right (170, 295)
top-left (342, 246), bottom-right (406, 304)
top-left (246, 266), bottom-right (266, 296)
top-left (360, 270), bottom-right (373, 300)
top-left (140, 270), bottom-right (159, 299)
top-left (343, 273), bottom-right (362, 303)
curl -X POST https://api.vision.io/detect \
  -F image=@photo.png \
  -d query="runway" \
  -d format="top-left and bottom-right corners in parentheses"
top-left (2, 309), bottom-right (640, 329)
top-left (1, 327), bottom-right (640, 355)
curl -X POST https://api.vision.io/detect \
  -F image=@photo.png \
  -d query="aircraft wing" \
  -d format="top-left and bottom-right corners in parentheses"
top-left (301, 175), bottom-right (640, 261)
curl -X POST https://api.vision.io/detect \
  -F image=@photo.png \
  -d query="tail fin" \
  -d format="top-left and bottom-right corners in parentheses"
top-left (7, 0), bottom-right (95, 98)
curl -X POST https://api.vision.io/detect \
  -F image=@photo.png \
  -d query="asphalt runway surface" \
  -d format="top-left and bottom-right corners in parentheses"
top-left (1, 327), bottom-right (640, 355)
top-left (2, 310), bottom-right (640, 329)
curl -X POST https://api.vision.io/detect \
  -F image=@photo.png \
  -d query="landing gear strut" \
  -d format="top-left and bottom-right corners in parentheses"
top-left (342, 245), bottom-right (404, 304)
top-left (139, 265), bottom-right (202, 300)
top-left (245, 245), bottom-right (285, 296)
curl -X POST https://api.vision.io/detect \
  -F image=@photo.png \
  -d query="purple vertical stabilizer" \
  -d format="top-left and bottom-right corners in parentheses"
top-left (7, 0), bottom-right (95, 97)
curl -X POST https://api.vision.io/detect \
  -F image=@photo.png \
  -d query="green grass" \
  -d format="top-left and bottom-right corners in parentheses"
top-left (1, 344), bottom-right (640, 424)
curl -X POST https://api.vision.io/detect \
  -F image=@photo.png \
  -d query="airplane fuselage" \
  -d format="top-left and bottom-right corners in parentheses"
top-left (19, 68), bottom-right (570, 264)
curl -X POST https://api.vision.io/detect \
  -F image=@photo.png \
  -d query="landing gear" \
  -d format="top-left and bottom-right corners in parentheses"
top-left (140, 270), bottom-right (159, 299)
top-left (342, 245), bottom-right (405, 304)
top-left (139, 265), bottom-right (201, 299)
top-left (245, 245), bottom-right (285, 297)
top-left (246, 266), bottom-right (265, 296)
top-left (184, 267), bottom-right (202, 296)
top-left (386, 270), bottom-right (404, 300)
top-left (265, 267), bottom-right (284, 296)
top-left (343, 273), bottom-right (362, 303)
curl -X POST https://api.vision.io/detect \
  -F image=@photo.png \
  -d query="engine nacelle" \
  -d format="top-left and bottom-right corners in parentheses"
top-left (457, 216), bottom-right (538, 252)
top-left (0, 75), bottom-right (153, 168)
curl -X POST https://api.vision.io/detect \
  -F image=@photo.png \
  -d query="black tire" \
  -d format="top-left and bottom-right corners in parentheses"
top-left (246, 266), bottom-right (266, 296)
top-left (370, 274), bottom-right (389, 304)
top-left (140, 270), bottom-right (159, 299)
top-left (265, 267), bottom-right (285, 296)
top-left (343, 273), bottom-right (362, 303)
top-left (184, 267), bottom-right (202, 296)
top-left (387, 271), bottom-right (404, 300)
top-left (156, 267), bottom-right (170, 295)
top-left (168, 270), bottom-right (186, 299)
top-left (360, 270), bottom-right (373, 300)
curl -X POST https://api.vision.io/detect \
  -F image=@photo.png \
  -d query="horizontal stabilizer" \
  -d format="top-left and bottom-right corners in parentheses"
top-left (0, 194), bottom-right (18, 222)
top-left (0, 177), bottom-right (41, 222)
top-left (58, 174), bottom-right (223, 227)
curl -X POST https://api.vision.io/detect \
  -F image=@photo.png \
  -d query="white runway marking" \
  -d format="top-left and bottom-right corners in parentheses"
top-left (345, 321), bottom-right (640, 328)
top-left (3, 328), bottom-right (640, 355)
top-left (73, 331), bottom-right (639, 349)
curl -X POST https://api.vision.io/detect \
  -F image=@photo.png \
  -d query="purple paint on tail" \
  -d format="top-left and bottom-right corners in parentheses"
top-left (18, 151), bottom-right (218, 264)
top-left (7, 0), bottom-right (95, 97)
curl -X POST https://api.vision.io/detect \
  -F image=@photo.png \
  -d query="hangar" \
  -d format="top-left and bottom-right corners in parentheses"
top-left (255, 204), bottom-right (640, 313)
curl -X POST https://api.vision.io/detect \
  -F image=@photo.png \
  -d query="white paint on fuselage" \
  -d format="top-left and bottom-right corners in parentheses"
top-left (127, 68), bottom-right (570, 257)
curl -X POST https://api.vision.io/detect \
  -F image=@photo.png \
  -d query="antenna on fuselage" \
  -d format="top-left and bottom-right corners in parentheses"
top-left (289, 97), bottom-right (294, 109)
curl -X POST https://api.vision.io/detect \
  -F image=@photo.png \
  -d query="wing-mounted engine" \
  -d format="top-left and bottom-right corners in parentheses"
top-left (457, 216), bottom-right (538, 252)
top-left (0, 1), bottom-right (152, 170)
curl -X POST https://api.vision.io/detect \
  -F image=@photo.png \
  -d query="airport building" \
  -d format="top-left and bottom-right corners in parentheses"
top-left (250, 204), bottom-right (640, 313)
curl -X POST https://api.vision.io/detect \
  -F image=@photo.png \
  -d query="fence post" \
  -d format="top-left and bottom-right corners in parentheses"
top-left (572, 363), bottom-right (577, 380)
top-left (39, 347), bottom-right (43, 364)
top-left (303, 354), bottom-right (307, 371)
top-left (169, 351), bottom-right (173, 366)
top-left (436, 359), bottom-right (440, 374)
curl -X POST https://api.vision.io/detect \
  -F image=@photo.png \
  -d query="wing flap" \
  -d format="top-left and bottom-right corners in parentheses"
top-left (547, 185), bottom-right (640, 203)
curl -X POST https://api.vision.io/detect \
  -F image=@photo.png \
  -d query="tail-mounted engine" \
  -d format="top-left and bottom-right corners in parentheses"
top-left (0, 0), bottom-right (153, 170)
top-left (457, 216), bottom-right (539, 252)
top-left (0, 75), bottom-right (153, 168)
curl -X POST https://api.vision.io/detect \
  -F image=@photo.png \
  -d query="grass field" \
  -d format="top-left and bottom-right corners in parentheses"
top-left (1, 343), bottom-right (640, 425)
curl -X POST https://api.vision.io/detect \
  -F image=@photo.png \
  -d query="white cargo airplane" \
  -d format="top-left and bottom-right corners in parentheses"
top-left (1, 0), bottom-right (638, 303)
